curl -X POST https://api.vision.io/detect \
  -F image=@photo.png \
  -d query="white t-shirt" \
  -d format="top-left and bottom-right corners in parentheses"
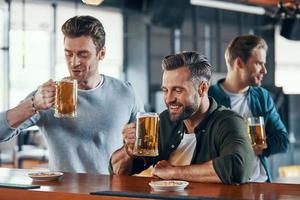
top-left (221, 85), bottom-right (268, 182)
top-left (169, 133), bottom-right (197, 166)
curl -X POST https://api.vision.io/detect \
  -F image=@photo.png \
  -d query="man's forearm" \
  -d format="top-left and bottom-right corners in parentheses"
top-left (111, 146), bottom-right (134, 175)
top-left (173, 160), bottom-right (221, 183)
top-left (7, 98), bottom-right (36, 128)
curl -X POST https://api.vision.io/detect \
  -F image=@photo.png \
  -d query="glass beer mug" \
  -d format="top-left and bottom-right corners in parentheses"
top-left (133, 112), bottom-right (159, 157)
top-left (247, 116), bottom-right (267, 149)
top-left (54, 78), bottom-right (77, 118)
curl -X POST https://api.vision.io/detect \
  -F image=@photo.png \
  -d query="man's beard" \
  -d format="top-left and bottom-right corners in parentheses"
top-left (168, 106), bottom-right (195, 122)
top-left (168, 95), bottom-right (199, 122)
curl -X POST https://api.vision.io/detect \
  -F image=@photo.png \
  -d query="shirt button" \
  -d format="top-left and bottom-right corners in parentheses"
top-left (202, 130), bottom-right (205, 133)
top-left (180, 133), bottom-right (183, 137)
top-left (171, 145), bottom-right (175, 148)
top-left (177, 131), bottom-right (181, 134)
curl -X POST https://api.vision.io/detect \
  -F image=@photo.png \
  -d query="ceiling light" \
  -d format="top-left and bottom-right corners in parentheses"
top-left (82, 0), bottom-right (104, 6)
top-left (190, 0), bottom-right (266, 15)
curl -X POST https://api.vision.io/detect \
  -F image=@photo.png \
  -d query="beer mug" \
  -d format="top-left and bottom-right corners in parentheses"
top-left (133, 112), bottom-right (159, 157)
top-left (247, 116), bottom-right (267, 149)
top-left (54, 78), bottom-right (77, 118)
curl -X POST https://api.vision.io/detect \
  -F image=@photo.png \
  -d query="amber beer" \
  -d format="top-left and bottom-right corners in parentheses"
top-left (247, 117), bottom-right (267, 149)
top-left (133, 112), bottom-right (159, 157)
top-left (54, 79), bottom-right (77, 118)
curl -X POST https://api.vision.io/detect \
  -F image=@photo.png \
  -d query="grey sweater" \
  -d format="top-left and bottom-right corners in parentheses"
top-left (0, 75), bottom-right (144, 174)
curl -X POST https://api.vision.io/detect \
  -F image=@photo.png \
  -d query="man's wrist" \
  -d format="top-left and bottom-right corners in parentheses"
top-left (124, 144), bottom-right (134, 158)
top-left (31, 95), bottom-right (39, 114)
top-left (171, 166), bottom-right (180, 179)
top-left (123, 145), bottom-right (147, 167)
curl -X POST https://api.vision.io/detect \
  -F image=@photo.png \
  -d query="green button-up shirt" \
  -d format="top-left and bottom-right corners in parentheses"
top-left (129, 98), bottom-right (254, 184)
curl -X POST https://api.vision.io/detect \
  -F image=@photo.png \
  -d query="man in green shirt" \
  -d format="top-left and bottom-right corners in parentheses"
top-left (110, 52), bottom-right (254, 184)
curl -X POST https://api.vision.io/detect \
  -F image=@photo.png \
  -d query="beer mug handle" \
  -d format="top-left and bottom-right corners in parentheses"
top-left (53, 81), bottom-right (59, 108)
top-left (157, 116), bottom-right (160, 134)
top-left (155, 116), bottom-right (160, 156)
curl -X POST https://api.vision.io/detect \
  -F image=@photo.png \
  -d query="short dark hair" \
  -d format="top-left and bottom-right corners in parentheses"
top-left (61, 15), bottom-right (105, 53)
top-left (162, 51), bottom-right (212, 84)
top-left (225, 35), bottom-right (268, 67)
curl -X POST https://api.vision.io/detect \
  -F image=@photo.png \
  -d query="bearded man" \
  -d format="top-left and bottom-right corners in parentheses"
top-left (110, 51), bottom-right (255, 184)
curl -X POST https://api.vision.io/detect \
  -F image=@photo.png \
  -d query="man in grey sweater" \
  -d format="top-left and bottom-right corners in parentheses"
top-left (0, 16), bottom-right (143, 174)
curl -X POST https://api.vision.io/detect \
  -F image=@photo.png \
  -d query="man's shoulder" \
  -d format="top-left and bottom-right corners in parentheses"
top-left (213, 104), bottom-right (240, 119)
top-left (208, 106), bottom-right (246, 135)
top-left (208, 82), bottom-right (220, 93)
top-left (103, 75), bottom-right (128, 86)
top-left (249, 86), bottom-right (269, 95)
top-left (249, 86), bottom-right (271, 101)
top-left (103, 75), bottom-right (134, 92)
top-left (208, 102), bottom-right (245, 128)
top-left (208, 84), bottom-right (218, 95)
top-left (208, 79), bottom-right (226, 97)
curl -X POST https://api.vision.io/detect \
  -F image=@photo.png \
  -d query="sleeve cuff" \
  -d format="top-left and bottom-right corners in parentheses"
top-left (0, 111), bottom-right (17, 141)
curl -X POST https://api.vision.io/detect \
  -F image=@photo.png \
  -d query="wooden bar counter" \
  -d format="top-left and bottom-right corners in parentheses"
top-left (1, 168), bottom-right (300, 200)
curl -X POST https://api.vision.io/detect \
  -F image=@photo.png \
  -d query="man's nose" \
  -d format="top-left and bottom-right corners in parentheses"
top-left (72, 55), bottom-right (80, 67)
top-left (262, 64), bottom-right (267, 75)
top-left (165, 92), bottom-right (175, 104)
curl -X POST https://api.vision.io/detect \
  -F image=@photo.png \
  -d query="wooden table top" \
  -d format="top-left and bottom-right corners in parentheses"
top-left (1, 168), bottom-right (300, 200)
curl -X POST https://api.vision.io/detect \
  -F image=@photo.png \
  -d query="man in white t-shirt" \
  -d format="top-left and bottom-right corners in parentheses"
top-left (209, 35), bottom-right (289, 182)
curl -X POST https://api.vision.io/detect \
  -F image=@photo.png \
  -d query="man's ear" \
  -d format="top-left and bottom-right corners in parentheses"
top-left (198, 81), bottom-right (209, 97)
top-left (97, 47), bottom-right (106, 60)
top-left (235, 57), bottom-right (245, 69)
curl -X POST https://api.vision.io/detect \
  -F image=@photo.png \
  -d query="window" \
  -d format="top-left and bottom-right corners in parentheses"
top-left (9, 1), bottom-right (52, 107)
top-left (56, 3), bottom-right (124, 80)
top-left (5, 0), bottom-right (123, 108)
top-left (0, 0), bottom-right (5, 110)
top-left (0, 1), bottom-right (3, 47)
top-left (275, 27), bottom-right (300, 94)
